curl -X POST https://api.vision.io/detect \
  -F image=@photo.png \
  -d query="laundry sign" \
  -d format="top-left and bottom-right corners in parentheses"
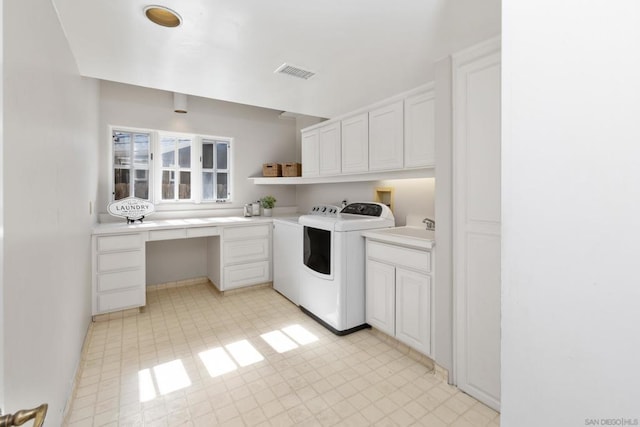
top-left (108, 197), bottom-right (155, 223)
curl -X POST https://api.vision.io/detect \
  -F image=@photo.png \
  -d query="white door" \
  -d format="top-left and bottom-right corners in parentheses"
top-left (365, 259), bottom-right (395, 336)
top-left (453, 39), bottom-right (501, 411)
top-left (395, 267), bottom-right (431, 356)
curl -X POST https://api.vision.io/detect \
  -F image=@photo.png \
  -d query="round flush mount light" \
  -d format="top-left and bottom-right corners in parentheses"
top-left (144, 5), bottom-right (181, 28)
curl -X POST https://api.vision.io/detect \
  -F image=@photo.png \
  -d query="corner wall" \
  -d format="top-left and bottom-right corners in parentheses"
top-left (502, 1), bottom-right (640, 424)
top-left (3, 0), bottom-right (99, 423)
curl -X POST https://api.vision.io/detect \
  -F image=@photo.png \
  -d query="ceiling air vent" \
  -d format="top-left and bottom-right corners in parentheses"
top-left (275, 63), bottom-right (316, 80)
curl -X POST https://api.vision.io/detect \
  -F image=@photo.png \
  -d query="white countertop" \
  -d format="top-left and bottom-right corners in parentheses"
top-left (362, 226), bottom-right (435, 250)
top-left (92, 215), bottom-right (277, 235)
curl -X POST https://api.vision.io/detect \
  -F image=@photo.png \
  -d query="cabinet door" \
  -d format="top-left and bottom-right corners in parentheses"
top-left (365, 259), bottom-right (395, 336)
top-left (395, 267), bottom-right (431, 355)
top-left (341, 113), bottom-right (369, 173)
top-left (301, 129), bottom-right (319, 177)
top-left (369, 100), bottom-right (404, 171)
top-left (453, 41), bottom-right (501, 411)
top-left (405, 90), bottom-right (436, 168)
top-left (319, 122), bottom-right (341, 175)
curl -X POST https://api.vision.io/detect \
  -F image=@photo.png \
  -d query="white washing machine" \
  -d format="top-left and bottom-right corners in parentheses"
top-left (298, 202), bottom-right (394, 335)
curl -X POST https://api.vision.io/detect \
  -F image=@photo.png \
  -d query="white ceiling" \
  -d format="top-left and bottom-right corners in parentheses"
top-left (52, 0), bottom-right (500, 118)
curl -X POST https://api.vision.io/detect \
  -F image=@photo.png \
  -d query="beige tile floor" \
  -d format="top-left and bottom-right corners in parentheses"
top-left (65, 282), bottom-right (500, 426)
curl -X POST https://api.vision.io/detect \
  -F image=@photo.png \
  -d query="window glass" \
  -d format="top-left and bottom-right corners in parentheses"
top-left (114, 169), bottom-right (130, 199)
top-left (113, 130), bottom-right (150, 200)
top-left (161, 138), bottom-right (175, 167)
top-left (133, 133), bottom-right (149, 166)
top-left (201, 139), bottom-right (230, 202)
top-left (179, 172), bottom-right (191, 199)
top-left (114, 132), bottom-right (131, 166)
top-left (203, 143), bottom-right (214, 169)
top-left (162, 170), bottom-right (174, 200)
top-left (178, 138), bottom-right (191, 168)
top-left (217, 173), bottom-right (228, 199)
top-left (216, 143), bottom-right (228, 170)
top-left (203, 172), bottom-right (214, 200)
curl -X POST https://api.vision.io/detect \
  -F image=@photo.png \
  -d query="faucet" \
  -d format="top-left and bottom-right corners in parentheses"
top-left (422, 217), bottom-right (435, 231)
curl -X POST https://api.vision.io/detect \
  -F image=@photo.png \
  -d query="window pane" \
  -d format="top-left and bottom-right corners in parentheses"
top-left (179, 172), bottom-right (191, 199)
top-left (203, 143), bottom-right (214, 169)
top-left (114, 169), bottom-right (130, 200)
top-left (162, 170), bottom-right (174, 199)
top-left (178, 138), bottom-right (191, 168)
top-left (133, 133), bottom-right (149, 166)
top-left (161, 138), bottom-right (175, 167)
top-left (113, 132), bottom-right (131, 166)
top-left (216, 173), bottom-right (228, 199)
top-left (134, 169), bottom-right (148, 199)
top-left (202, 172), bottom-right (214, 200)
top-left (216, 143), bottom-right (228, 170)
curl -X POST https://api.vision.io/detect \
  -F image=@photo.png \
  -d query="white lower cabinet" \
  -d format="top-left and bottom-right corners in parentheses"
top-left (365, 240), bottom-right (432, 356)
top-left (365, 259), bottom-right (396, 335)
top-left (218, 224), bottom-right (271, 291)
top-left (395, 267), bottom-right (431, 355)
top-left (92, 232), bottom-right (146, 315)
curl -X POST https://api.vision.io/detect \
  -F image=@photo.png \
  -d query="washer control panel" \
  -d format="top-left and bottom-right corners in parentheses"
top-left (308, 205), bottom-right (340, 217)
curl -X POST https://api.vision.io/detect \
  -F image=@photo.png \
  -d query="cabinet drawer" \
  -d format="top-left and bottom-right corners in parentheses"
top-left (223, 261), bottom-right (270, 290)
top-left (367, 241), bottom-right (431, 272)
top-left (97, 288), bottom-right (145, 314)
top-left (186, 226), bottom-right (220, 238)
top-left (224, 238), bottom-right (270, 264)
top-left (224, 224), bottom-right (270, 240)
top-left (98, 250), bottom-right (144, 272)
top-left (148, 228), bottom-right (187, 241)
top-left (97, 269), bottom-right (144, 292)
top-left (97, 233), bottom-right (143, 252)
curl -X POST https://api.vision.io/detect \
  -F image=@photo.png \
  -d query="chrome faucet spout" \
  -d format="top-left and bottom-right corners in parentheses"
top-left (422, 217), bottom-right (435, 231)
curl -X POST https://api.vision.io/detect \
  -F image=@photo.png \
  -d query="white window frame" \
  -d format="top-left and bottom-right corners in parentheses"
top-left (109, 126), bottom-right (233, 206)
top-left (200, 137), bottom-right (232, 203)
top-left (110, 126), bottom-right (154, 202)
top-left (155, 132), bottom-right (196, 203)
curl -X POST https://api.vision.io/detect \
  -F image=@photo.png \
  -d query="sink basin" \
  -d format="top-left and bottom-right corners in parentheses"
top-left (363, 226), bottom-right (435, 249)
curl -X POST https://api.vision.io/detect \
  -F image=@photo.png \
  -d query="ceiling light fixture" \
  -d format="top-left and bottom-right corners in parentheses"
top-left (173, 93), bottom-right (188, 113)
top-left (144, 5), bottom-right (182, 28)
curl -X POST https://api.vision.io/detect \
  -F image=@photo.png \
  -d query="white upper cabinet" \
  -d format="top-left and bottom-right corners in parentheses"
top-left (296, 85), bottom-right (435, 183)
top-left (341, 113), bottom-right (369, 174)
top-left (301, 128), bottom-right (319, 177)
top-left (369, 100), bottom-right (404, 171)
top-left (318, 122), bottom-right (342, 175)
top-left (404, 90), bottom-right (436, 168)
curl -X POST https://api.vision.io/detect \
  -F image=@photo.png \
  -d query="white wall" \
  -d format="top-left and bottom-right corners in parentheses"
top-left (3, 0), bottom-right (100, 423)
top-left (502, 2), bottom-right (640, 425)
top-left (146, 238), bottom-right (208, 285)
top-left (99, 82), bottom-right (299, 284)
top-left (98, 81), bottom-right (298, 215)
top-left (295, 178), bottom-right (434, 226)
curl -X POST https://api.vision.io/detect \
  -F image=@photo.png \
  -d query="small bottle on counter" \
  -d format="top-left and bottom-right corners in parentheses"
top-left (252, 201), bottom-right (261, 216)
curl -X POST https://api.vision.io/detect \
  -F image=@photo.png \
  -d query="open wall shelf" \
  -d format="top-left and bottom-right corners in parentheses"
top-left (248, 167), bottom-right (434, 185)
